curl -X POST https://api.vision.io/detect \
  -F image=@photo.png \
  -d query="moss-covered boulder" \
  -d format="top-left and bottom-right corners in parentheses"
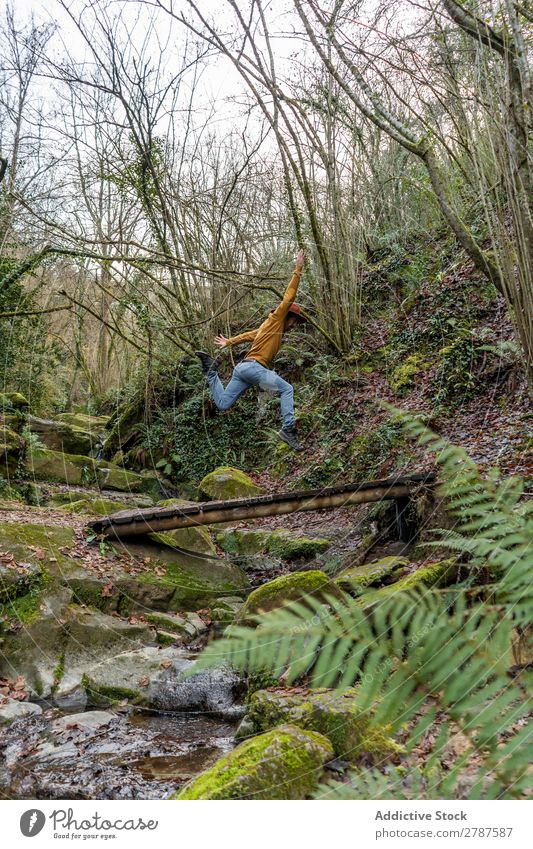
top-left (217, 528), bottom-right (330, 561)
top-left (0, 587), bottom-right (73, 697)
top-left (234, 570), bottom-right (339, 625)
top-left (335, 556), bottom-right (409, 595)
top-left (27, 447), bottom-right (98, 486)
top-left (361, 558), bottom-right (459, 605)
top-left (246, 688), bottom-right (400, 762)
top-left (150, 527), bottom-right (216, 557)
top-left (114, 539), bottom-right (249, 614)
top-left (0, 391), bottom-right (29, 412)
top-left (27, 415), bottom-right (95, 455)
top-left (27, 447), bottom-right (147, 492)
top-left (55, 412), bottom-right (109, 431)
top-left (0, 426), bottom-right (24, 476)
top-left (95, 464), bottom-right (145, 493)
top-left (173, 724), bottom-right (333, 800)
top-left (58, 497), bottom-right (130, 516)
top-left (0, 522), bottom-right (76, 574)
top-left (198, 467), bottom-right (264, 501)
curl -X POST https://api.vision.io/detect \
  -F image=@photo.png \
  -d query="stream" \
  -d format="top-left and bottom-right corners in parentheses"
top-left (1, 706), bottom-right (237, 799)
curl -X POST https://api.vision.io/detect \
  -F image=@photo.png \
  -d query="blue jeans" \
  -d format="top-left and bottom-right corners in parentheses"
top-left (207, 359), bottom-right (295, 428)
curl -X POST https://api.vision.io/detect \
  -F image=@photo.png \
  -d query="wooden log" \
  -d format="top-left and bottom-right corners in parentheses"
top-left (89, 471), bottom-right (436, 540)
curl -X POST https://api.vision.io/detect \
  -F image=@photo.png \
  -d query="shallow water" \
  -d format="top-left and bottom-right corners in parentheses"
top-left (1, 708), bottom-right (237, 800)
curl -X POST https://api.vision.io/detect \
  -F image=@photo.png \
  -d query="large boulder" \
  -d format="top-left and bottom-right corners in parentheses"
top-left (27, 447), bottom-right (151, 493)
top-left (55, 413), bottom-right (109, 431)
top-left (335, 556), bottom-right (409, 595)
top-left (150, 528), bottom-right (217, 557)
top-left (0, 588), bottom-right (73, 698)
top-left (82, 646), bottom-right (244, 716)
top-left (359, 558), bottom-right (459, 606)
top-left (235, 570), bottom-right (339, 626)
top-left (217, 528), bottom-right (330, 561)
top-left (246, 688), bottom-right (400, 762)
top-left (0, 392), bottom-right (29, 412)
top-left (27, 415), bottom-right (96, 456)
top-left (27, 447), bottom-right (99, 487)
top-left (173, 724), bottom-right (333, 800)
top-left (198, 466), bottom-right (264, 501)
top-left (117, 540), bottom-right (249, 614)
top-left (57, 497), bottom-right (130, 516)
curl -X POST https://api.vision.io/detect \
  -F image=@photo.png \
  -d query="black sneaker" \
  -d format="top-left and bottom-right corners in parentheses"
top-left (195, 350), bottom-right (218, 376)
top-left (278, 425), bottom-right (303, 451)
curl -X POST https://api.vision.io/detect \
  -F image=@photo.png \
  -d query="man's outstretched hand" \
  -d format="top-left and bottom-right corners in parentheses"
top-left (214, 335), bottom-right (229, 348)
top-left (296, 249), bottom-right (305, 269)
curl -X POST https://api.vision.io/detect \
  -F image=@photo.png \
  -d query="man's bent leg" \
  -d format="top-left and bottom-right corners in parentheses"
top-left (255, 367), bottom-right (295, 428)
top-left (207, 366), bottom-right (250, 411)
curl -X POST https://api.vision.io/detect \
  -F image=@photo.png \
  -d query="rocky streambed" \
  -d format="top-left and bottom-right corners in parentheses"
top-left (1, 705), bottom-right (237, 799)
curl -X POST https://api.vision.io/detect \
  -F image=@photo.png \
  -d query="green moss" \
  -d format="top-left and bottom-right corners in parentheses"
top-left (217, 528), bottom-right (330, 561)
top-left (235, 570), bottom-right (340, 625)
top-left (173, 724), bottom-right (334, 800)
top-left (131, 550), bottom-right (248, 612)
top-left (0, 522), bottom-right (75, 567)
top-left (361, 558), bottom-right (459, 604)
top-left (198, 466), bottom-right (264, 501)
top-left (247, 688), bottom-right (401, 763)
top-left (58, 497), bottom-right (129, 515)
top-left (1, 582), bottom-right (47, 626)
top-left (150, 526), bottom-right (216, 556)
top-left (0, 392), bottom-right (29, 411)
top-left (335, 557), bottom-right (409, 595)
top-left (52, 651), bottom-right (65, 690)
top-left (389, 354), bottom-right (429, 394)
top-left (81, 674), bottom-right (141, 706)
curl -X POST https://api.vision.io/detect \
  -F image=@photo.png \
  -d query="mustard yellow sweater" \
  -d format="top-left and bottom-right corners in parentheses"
top-left (226, 267), bottom-right (302, 367)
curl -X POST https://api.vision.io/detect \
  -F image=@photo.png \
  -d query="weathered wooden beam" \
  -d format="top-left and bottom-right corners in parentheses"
top-left (89, 472), bottom-right (436, 540)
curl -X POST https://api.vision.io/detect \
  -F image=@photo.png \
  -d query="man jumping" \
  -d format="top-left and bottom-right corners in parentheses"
top-left (196, 249), bottom-right (306, 451)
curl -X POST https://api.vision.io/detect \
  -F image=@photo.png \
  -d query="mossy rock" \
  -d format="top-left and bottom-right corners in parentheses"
top-left (56, 413), bottom-right (109, 431)
top-left (234, 570), bottom-right (340, 626)
top-left (0, 522), bottom-right (76, 576)
top-left (247, 688), bottom-right (400, 762)
top-left (28, 447), bottom-right (99, 486)
top-left (173, 724), bottom-right (334, 800)
top-left (27, 416), bottom-right (95, 455)
top-left (361, 558), bottom-right (459, 605)
top-left (114, 539), bottom-right (249, 614)
top-left (0, 426), bottom-right (24, 476)
top-left (150, 527), bottom-right (216, 557)
top-left (0, 587), bottom-right (72, 697)
top-left (0, 391), bottom-right (29, 411)
top-left (95, 465), bottom-right (145, 493)
top-left (58, 497), bottom-right (130, 516)
top-left (217, 528), bottom-right (330, 561)
top-left (28, 447), bottom-right (146, 492)
top-left (335, 556), bottom-right (409, 595)
top-left (198, 466), bottom-right (264, 501)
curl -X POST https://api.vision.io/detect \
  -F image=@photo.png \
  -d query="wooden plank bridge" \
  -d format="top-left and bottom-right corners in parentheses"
top-left (89, 471), bottom-right (437, 541)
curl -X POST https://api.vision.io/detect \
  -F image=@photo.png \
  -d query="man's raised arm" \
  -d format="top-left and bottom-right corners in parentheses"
top-left (271, 249), bottom-right (305, 321)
